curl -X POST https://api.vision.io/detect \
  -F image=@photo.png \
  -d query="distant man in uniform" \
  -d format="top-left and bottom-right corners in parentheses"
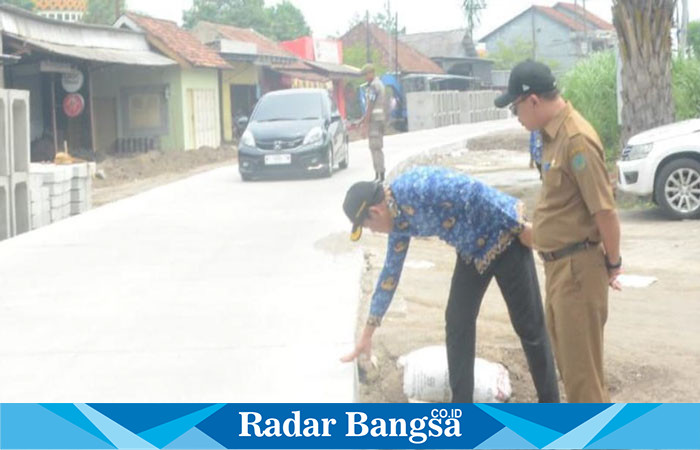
top-left (359, 63), bottom-right (386, 182)
top-left (495, 60), bottom-right (622, 403)
top-left (340, 166), bottom-right (560, 403)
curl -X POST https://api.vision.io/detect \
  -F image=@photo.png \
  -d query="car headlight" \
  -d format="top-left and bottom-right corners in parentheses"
top-left (303, 127), bottom-right (324, 146)
top-left (241, 129), bottom-right (255, 147)
top-left (622, 143), bottom-right (653, 161)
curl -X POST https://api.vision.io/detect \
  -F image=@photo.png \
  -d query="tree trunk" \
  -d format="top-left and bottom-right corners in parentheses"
top-left (613, 0), bottom-right (676, 146)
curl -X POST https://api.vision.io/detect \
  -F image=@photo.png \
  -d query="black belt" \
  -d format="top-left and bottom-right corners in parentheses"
top-left (539, 240), bottom-right (599, 262)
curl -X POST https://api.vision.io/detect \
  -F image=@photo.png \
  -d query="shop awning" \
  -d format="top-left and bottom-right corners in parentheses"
top-left (304, 60), bottom-right (361, 77)
top-left (7, 34), bottom-right (177, 67)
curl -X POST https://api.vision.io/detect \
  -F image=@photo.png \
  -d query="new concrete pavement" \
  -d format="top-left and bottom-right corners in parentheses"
top-left (0, 119), bottom-right (520, 402)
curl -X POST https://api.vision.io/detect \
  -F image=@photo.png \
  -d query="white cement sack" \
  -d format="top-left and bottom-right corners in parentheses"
top-left (397, 345), bottom-right (512, 403)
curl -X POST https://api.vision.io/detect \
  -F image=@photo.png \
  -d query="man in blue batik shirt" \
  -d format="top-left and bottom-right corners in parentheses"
top-left (342, 166), bottom-right (559, 403)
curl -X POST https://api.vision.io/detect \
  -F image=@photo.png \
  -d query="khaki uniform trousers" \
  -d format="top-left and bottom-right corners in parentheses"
top-left (368, 120), bottom-right (385, 174)
top-left (544, 245), bottom-right (610, 402)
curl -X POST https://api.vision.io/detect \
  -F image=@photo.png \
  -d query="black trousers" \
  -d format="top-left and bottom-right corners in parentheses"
top-left (446, 240), bottom-right (560, 403)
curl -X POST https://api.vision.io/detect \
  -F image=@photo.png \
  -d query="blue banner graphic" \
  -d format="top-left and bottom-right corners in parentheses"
top-left (1, 403), bottom-right (699, 449)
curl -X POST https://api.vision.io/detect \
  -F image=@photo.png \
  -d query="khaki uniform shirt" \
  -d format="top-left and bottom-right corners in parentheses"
top-left (367, 77), bottom-right (386, 123)
top-left (533, 102), bottom-right (616, 253)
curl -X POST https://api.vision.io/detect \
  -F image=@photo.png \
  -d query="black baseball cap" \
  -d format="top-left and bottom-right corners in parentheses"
top-left (343, 181), bottom-right (385, 241)
top-left (494, 59), bottom-right (557, 108)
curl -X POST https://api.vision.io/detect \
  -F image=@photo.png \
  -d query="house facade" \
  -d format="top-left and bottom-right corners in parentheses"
top-left (0, 5), bottom-right (177, 160)
top-left (479, 2), bottom-right (615, 74)
top-left (400, 29), bottom-right (494, 87)
top-left (115, 13), bottom-right (230, 151)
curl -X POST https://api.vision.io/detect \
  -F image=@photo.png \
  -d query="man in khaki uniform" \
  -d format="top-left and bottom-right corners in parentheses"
top-left (495, 60), bottom-right (622, 403)
top-left (359, 64), bottom-right (386, 182)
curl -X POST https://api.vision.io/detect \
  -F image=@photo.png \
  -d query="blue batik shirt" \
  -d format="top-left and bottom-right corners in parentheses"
top-left (530, 130), bottom-right (543, 165)
top-left (369, 166), bottom-right (525, 322)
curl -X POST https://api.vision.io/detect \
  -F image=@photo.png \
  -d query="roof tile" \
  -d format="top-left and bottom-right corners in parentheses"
top-left (126, 13), bottom-right (229, 69)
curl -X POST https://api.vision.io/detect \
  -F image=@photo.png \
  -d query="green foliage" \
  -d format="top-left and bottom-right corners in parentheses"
top-left (490, 38), bottom-right (533, 69)
top-left (0, 0), bottom-right (34, 10)
top-left (183, 0), bottom-right (310, 41)
top-left (672, 57), bottom-right (700, 120)
top-left (343, 43), bottom-right (388, 76)
top-left (343, 43), bottom-right (389, 119)
top-left (83, 0), bottom-right (125, 25)
top-left (561, 51), bottom-right (619, 159)
top-left (266, 1), bottom-right (311, 41)
top-left (462, 0), bottom-right (486, 38)
top-left (561, 51), bottom-right (700, 160)
top-left (688, 21), bottom-right (700, 59)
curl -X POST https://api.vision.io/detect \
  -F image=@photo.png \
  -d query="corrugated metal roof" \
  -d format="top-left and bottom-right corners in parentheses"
top-left (9, 34), bottom-right (177, 66)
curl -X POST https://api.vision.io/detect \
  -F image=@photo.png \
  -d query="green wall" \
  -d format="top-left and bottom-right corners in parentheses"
top-left (180, 68), bottom-right (221, 150)
top-left (91, 64), bottom-right (184, 150)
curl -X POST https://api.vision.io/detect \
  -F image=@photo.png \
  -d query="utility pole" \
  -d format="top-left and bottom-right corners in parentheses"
top-left (395, 12), bottom-right (399, 74)
top-left (365, 10), bottom-right (371, 63)
top-left (115, 0), bottom-right (121, 20)
top-left (387, 0), bottom-right (393, 72)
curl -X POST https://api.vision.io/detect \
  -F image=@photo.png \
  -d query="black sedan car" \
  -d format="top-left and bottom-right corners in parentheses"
top-left (238, 88), bottom-right (349, 181)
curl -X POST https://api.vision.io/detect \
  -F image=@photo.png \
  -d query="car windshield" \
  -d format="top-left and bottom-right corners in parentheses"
top-left (253, 93), bottom-right (323, 122)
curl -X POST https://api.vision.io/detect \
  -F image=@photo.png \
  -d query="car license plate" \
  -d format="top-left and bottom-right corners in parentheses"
top-left (264, 154), bottom-right (291, 165)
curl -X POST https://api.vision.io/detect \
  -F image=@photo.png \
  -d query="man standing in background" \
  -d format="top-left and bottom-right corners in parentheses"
top-left (359, 64), bottom-right (386, 182)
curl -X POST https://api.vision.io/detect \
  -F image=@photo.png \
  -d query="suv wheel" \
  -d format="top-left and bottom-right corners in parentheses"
top-left (655, 158), bottom-right (700, 219)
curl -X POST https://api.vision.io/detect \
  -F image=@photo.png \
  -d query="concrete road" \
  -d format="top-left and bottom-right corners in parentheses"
top-left (0, 120), bottom-right (520, 402)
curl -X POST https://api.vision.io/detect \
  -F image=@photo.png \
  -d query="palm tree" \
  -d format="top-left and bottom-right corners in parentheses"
top-left (613, 0), bottom-right (676, 146)
top-left (462, 0), bottom-right (486, 42)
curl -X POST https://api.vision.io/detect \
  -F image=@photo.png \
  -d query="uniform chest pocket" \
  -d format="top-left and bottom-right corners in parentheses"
top-left (543, 163), bottom-right (564, 187)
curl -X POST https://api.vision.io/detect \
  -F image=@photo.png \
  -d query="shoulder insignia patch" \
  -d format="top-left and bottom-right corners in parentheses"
top-left (572, 152), bottom-right (587, 172)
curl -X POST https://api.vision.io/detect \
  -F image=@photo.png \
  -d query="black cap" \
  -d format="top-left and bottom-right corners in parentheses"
top-left (494, 59), bottom-right (557, 108)
top-left (343, 181), bottom-right (385, 241)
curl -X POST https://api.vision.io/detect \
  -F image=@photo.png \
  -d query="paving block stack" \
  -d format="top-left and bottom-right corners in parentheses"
top-left (28, 173), bottom-right (50, 230)
top-left (70, 162), bottom-right (94, 216)
top-left (29, 162), bottom-right (94, 229)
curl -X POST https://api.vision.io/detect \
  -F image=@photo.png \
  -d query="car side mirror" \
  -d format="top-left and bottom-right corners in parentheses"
top-left (331, 112), bottom-right (341, 123)
top-left (236, 116), bottom-right (249, 129)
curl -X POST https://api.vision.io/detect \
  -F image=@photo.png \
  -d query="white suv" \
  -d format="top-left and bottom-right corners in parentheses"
top-left (617, 119), bottom-right (700, 219)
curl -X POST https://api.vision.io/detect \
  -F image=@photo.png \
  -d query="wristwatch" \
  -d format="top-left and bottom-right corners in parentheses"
top-left (605, 256), bottom-right (622, 270)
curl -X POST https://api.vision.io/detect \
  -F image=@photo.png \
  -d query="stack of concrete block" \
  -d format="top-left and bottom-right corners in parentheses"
top-left (408, 90), bottom-right (509, 133)
top-left (28, 162), bottom-right (95, 229)
top-left (69, 162), bottom-right (93, 216)
top-left (459, 91), bottom-right (509, 124)
top-left (30, 164), bottom-right (72, 225)
top-left (407, 91), bottom-right (437, 132)
top-left (29, 173), bottom-right (50, 230)
top-left (0, 89), bottom-right (31, 242)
